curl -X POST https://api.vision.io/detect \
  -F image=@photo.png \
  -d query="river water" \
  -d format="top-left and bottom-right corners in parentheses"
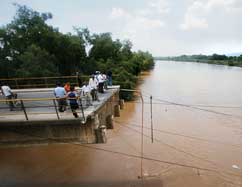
top-left (0, 61), bottom-right (242, 187)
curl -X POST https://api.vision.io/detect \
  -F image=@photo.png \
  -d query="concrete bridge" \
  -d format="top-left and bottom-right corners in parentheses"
top-left (0, 86), bottom-right (121, 146)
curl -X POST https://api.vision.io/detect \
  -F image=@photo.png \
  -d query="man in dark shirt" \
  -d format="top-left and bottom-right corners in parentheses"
top-left (107, 70), bottom-right (112, 86)
top-left (67, 86), bottom-right (79, 118)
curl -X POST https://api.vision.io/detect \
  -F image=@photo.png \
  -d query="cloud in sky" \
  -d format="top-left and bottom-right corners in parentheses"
top-left (108, 0), bottom-right (241, 55)
top-left (180, 1), bottom-right (209, 30)
top-left (148, 0), bottom-right (169, 14)
top-left (180, 0), bottom-right (241, 30)
top-left (109, 0), bottom-right (170, 53)
top-left (0, 0), bottom-right (242, 56)
top-left (110, 6), bottom-right (165, 31)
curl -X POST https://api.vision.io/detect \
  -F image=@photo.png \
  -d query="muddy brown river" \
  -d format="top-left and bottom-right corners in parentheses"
top-left (0, 60), bottom-right (242, 187)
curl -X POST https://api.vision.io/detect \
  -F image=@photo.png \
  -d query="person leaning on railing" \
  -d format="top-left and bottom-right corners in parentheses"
top-left (0, 82), bottom-right (16, 111)
top-left (54, 82), bottom-right (67, 112)
top-left (67, 85), bottom-right (79, 118)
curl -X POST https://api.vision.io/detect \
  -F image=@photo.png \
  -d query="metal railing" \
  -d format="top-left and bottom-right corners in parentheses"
top-left (0, 97), bottom-right (87, 121)
top-left (0, 75), bottom-right (118, 89)
top-left (0, 75), bottom-right (90, 89)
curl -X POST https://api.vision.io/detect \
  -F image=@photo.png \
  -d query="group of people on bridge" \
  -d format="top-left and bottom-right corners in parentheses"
top-left (0, 71), bottom-right (113, 118)
top-left (54, 71), bottom-right (112, 118)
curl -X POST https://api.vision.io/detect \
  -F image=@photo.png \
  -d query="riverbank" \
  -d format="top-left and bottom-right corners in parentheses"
top-left (154, 55), bottom-right (242, 67)
top-left (156, 59), bottom-right (242, 67)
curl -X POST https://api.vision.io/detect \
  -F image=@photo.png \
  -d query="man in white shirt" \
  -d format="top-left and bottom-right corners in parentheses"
top-left (81, 82), bottom-right (92, 106)
top-left (97, 72), bottom-right (104, 93)
top-left (89, 75), bottom-right (99, 101)
top-left (0, 82), bottom-right (15, 111)
top-left (54, 82), bottom-right (67, 112)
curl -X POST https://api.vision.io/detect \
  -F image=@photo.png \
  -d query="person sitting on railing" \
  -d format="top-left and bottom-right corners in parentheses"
top-left (67, 85), bottom-right (79, 118)
top-left (89, 75), bottom-right (99, 101)
top-left (0, 82), bottom-right (16, 111)
top-left (64, 82), bottom-right (71, 93)
top-left (81, 82), bottom-right (92, 106)
top-left (54, 82), bottom-right (67, 112)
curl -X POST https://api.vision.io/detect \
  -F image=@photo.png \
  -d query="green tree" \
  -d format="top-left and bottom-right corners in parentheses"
top-left (16, 44), bottom-right (58, 77)
top-left (88, 33), bottom-right (122, 61)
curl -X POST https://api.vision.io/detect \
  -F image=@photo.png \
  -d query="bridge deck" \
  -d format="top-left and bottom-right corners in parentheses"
top-left (0, 86), bottom-right (120, 125)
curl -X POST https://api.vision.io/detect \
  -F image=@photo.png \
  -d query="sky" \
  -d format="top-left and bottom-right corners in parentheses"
top-left (0, 0), bottom-right (242, 56)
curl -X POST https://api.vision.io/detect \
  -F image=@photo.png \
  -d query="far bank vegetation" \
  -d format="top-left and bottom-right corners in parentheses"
top-left (155, 54), bottom-right (242, 67)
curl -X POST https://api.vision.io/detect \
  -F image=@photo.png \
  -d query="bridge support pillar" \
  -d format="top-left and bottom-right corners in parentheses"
top-left (114, 105), bottom-right (120, 117)
top-left (93, 114), bottom-right (107, 143)
top-left (119, 99), bottom-right (125, 110)
top-left (106, 115), bottom-right (114, 129)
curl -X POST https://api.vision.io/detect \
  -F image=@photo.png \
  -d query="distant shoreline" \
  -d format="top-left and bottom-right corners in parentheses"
top-left (154, 54), bottom-right (242, 67)
top-left (154, 59), bottom-right (242, 67)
